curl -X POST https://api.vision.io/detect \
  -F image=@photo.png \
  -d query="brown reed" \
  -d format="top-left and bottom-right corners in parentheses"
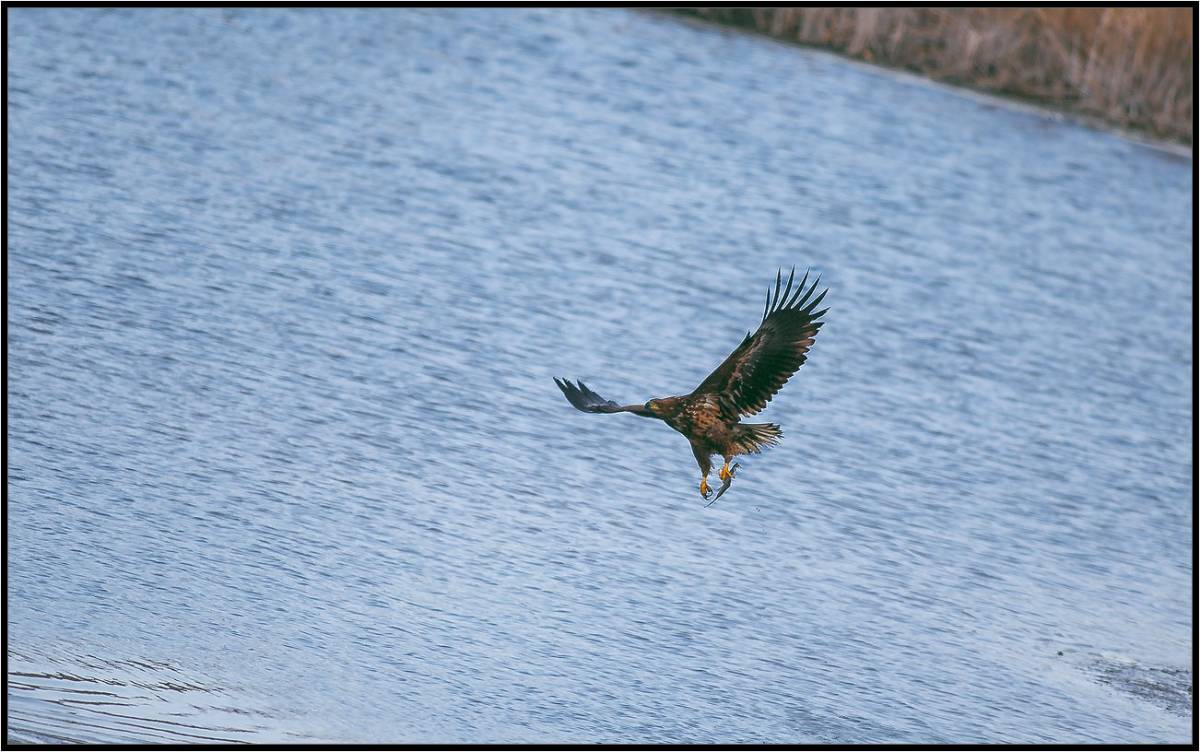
top-left (675, 7), bottom-right (1193, 145)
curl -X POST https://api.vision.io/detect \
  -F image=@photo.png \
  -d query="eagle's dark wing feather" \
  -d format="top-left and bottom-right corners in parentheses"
top-left (555, 378), bottom-right (647, 414)
top-left (692, 268), bottom-right (828, 418)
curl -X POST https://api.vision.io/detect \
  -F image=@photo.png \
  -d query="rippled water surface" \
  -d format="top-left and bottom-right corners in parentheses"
top-left (7, 8), bottom-right (1193, 744)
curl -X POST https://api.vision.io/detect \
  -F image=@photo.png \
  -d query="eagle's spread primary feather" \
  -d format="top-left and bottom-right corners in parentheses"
top-left (555, 267), bottom-right (828, 502)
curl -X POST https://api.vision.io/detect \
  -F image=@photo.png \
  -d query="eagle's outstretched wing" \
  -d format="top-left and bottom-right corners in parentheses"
top-left (692, 268), bottom-right (828, 418)
top-left (555, 378), bottom-right (649, 415)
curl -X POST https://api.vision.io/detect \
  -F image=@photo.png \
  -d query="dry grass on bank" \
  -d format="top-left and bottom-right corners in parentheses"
top-left (678, 7), bottom-right (1193, 145)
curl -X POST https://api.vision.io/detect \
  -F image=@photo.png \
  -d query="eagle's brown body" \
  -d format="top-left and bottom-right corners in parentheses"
top-left (650, 394), bottom-right (780, 478)
top-left (556, 268), bottom-right (827, 502)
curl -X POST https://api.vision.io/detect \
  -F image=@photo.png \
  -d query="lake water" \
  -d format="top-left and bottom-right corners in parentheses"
top-left (6, 8), bottom-right (1193, 745)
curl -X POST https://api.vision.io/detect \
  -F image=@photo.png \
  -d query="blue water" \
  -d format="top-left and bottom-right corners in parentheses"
top-left (6, 8), bottom-right (1193, 744)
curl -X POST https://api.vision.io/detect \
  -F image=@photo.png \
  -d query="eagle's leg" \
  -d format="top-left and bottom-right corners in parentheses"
top-left (691, 443), bottom-right (714, 499)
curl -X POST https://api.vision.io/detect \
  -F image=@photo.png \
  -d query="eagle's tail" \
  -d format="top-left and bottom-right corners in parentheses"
top-left (731, 423), bottom-right (783, 455)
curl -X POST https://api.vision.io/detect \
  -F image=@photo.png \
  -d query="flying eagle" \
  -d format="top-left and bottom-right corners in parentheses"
top-left (555, 268), bottom-right (828, 503)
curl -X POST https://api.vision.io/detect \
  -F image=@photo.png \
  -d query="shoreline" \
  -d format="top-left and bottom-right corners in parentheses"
top-left (665, 8), bottom-right (1193, 154)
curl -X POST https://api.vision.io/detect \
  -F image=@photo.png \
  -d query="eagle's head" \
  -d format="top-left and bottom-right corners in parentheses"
top-left (642, 397), bottom-right (679, 419)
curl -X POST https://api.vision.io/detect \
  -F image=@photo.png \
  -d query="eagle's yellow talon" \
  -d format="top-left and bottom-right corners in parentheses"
top-left (719, 463), bottom-right (732, 482)
top-left (699, 478), bottom-right (711, 498)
